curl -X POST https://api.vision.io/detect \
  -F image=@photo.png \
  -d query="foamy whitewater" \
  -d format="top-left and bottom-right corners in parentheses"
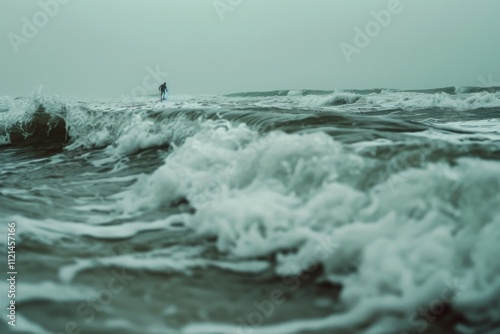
top-left (1, 87), bottom-right (499, 334)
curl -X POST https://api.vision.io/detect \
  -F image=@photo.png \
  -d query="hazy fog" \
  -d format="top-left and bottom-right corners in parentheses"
top-left (1, 0), bottom-right (499, 99)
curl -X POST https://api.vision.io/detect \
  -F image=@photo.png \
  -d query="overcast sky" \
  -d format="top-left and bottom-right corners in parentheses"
top-left (1, 0), bottom-right (499, 99)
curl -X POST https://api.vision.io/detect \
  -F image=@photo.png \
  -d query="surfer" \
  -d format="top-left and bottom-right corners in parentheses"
top-left (159, 82), bottom-right (168, 101)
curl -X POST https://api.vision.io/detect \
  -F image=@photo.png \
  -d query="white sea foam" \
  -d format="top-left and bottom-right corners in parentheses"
top-left (0, 281), bottom-right (93, 303)
top-left (221, 90), bottom-right (500, 112)
top-left (59, 247), bottom-right (270, 283)
top-left (3, 215), bottom-right (187, 244)
top-left (361, 91), bottom-right (500, 111)
top-left (112, 119), bottom-right (500, 333)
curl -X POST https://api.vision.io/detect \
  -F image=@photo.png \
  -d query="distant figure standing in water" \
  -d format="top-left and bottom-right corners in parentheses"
top-left (159, 82), bottom-right (168, 101)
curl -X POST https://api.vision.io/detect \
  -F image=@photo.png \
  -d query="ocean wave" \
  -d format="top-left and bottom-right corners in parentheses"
top-left (2, 89), bottom-right (500, 334)
top-left (226, 89), bottom-right (500, 112)
top-left (321, 92), bottom-right (361, 106)
top-left (2, 89), bottom-right (499, 153)
top-left (109, 118), bottom-right (500, 333)
top-left (361, 91), bottom-right (500, 111)
top-left (227, 86), bottom-right (500, 97)
top-left (455, 86), bottom-right (500, 94)
top-left (0, 95), bottom-right (68, 147)
top-left (226, 89), bottom-right (333, 97)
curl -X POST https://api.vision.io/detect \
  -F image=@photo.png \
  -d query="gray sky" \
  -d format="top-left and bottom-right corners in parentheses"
top-left (1, 0), bottom-right (499, 99)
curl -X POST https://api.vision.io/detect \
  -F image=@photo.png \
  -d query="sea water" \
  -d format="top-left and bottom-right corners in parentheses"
top-left (1, 87), bottom-right (499, 334)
